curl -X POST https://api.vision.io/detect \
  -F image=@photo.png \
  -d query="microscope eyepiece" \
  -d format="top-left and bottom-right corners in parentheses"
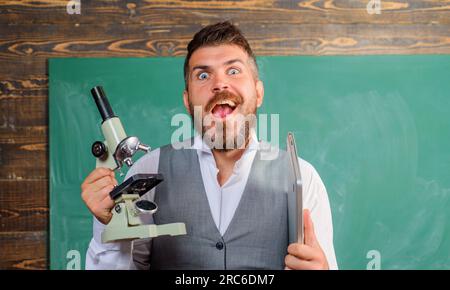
top-left (91, 86), bottom-right (116, 122)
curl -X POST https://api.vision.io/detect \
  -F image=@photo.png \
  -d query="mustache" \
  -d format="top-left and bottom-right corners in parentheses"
top-left (204, 91), bottom-right (244, 113)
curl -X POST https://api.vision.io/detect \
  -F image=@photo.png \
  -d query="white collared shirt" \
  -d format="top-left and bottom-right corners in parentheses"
top-left (86, 134), bottom-right (338, 269)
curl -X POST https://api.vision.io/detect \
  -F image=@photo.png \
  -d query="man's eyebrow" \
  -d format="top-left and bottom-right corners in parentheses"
top-left (191, 59), bottom-right (245, 72)
top-left (192, 65), bottom-right (210, 72)
top-left (223, 58), bottom-right (245, 66)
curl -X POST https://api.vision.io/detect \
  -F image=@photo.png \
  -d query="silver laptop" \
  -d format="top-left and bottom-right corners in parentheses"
top-left (287, 132), bottom-right (304, 244)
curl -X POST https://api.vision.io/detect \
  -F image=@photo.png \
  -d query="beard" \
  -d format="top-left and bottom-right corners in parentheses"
top-left (188, 90), bottom-right (257, 151)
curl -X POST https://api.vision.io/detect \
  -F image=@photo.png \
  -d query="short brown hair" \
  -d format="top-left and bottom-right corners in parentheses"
top-left (183, 21), bottom-right (258, 89)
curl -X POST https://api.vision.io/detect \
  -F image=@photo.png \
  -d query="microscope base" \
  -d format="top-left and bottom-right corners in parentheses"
top-left (101, 222), bottom-right (187, 243)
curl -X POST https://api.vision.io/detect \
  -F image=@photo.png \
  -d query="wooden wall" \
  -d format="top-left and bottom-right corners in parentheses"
top-left (0, 0), bottom-right (449, 269)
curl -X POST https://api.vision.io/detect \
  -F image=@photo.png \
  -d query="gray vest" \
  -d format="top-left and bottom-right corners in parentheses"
top-left (149, 142), bottom-right (290, 270)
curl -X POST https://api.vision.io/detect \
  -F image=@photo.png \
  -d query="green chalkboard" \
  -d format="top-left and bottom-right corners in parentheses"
top-left (49, 55), bottom-right (450, 270)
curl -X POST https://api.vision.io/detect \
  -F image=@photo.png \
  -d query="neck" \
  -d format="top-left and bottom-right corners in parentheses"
top-left (211, 136), bottom-right (251, 186)
top-left (212, 147), bottom-right (246, 164)
top-left (212, 135), bottom-right (251, 161)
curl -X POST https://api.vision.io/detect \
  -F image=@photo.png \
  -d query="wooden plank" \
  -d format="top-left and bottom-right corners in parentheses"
top-left (0, 231), bottom-right (47, 269)
top-left (0, 0), bottom-right (449, 25)
top-left (0, 142), bottom-right (47, 180)
top-left (0, 180), bottom-right (48, 208)
top-left (0, 76), bottom-right (47, 97)
top-left (0, 23), bottom-right (449, 78)
top-left (0, 95), bottom-right (47, 127)
top-left (0, 180), bottom-right (48, 232)
top-left (0, 90), bottom-right (46, 180)
top-left (0, 94), bottom-right (47, 180)
top-left (0, 125), bottom-right (46, 144)
top-left (1, 22), bottom-right (449, 48)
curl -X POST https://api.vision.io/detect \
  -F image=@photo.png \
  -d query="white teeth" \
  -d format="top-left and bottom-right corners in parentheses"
top-left (217, 100), bottom-right (236, 107)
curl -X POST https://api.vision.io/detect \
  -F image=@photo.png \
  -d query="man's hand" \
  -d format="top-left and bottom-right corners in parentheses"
top-left (81, 167), bottom-right (118, 225)
top-left (285, 209), bottom-right (329, 270)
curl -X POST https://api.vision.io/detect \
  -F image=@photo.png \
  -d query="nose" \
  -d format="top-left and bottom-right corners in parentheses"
top-left (212, 74), bottom-right (229, 93)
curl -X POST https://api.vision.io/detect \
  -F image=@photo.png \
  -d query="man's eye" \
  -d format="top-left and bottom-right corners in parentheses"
top-left (228, 68), bottom-right (240, 75)
top-left (198, 72), bottom-right (209, 80)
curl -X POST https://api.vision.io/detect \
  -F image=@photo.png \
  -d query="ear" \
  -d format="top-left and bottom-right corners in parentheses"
top-left (183, 89), bottom-right (191, 115)
top-left (255, 80), bottom-right (264, 108)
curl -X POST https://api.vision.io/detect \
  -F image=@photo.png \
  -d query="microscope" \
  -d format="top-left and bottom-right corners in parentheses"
top-left (90, 86), bottom-right (186, 243)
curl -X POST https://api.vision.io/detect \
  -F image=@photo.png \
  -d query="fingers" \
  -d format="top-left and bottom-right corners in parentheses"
top-left (303, 209), bottom-right (318, 247)
top-left (288, 243), bottom-right (321, 261)
top-left (285, 209), bottom-right (329, 270)
top-left (99, 191), bottom-right (115, 210)
top-left (88, 185), bottom-right (114, 210)
top-left (90, 175), bottom-right (118, 192)
top-left (82, 167), bottom-right (114, 189)
top-left (81, 168), bottom-right (117, 225)
top-left (82, 175), bottom-right (117, 202)
top-left (83, 183), bottom-right (113, 205)
top-left (83, 184), bottom-right (115, 225)
top-left (285, 254), bottom-right (316, 270)
top-left (98, 183), bottom-right (116, 201)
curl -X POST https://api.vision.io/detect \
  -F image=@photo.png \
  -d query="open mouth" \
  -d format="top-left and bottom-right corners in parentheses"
top-left (211, 100), bottom-right (238, 119)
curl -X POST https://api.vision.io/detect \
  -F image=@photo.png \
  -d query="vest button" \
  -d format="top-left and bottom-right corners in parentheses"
top-left (215, 241), bottom-right (224, 250)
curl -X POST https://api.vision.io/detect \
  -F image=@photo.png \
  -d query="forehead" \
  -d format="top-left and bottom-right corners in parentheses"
top-left (189, 44), bottom-right (250, 69)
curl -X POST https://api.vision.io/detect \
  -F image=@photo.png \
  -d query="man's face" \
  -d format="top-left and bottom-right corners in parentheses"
top-left (183, 44), bottom-right (264, 150)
